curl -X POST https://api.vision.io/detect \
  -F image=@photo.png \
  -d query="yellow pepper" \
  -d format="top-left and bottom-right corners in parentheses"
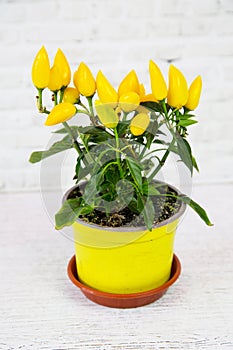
top-left (167, 65), bottom-right (188, 109)
top-left (95, 100), bottom-right (118, 128)
top-left (185, 75), bottom-right (202, 110)
top-left (31, 46), bottom-right (50, 89)
top-left (118, 70), bottom-right (140, 96)
top-left (63, 87), bottom-right (80, 104)
top-left (130, 113), bottom-right (150, 136)
top-left (96, 70), bottom-right (118, 107)
top-left (53, 49), bottom-right (71, 87)
top-left (140, 93), bottom-right (158, 103)
top-left (48, 66), bottom-right (63, 92)
top-left (139, 83), bottom-right (146, 98)
top-left (73, 62), bottom-right (96, 97)
top-left (149, 60), bottom-right (167, 101)
top-left (119, 92), bottom-right (140, 112)
top-left (44, 102), bottom-right (77, 126)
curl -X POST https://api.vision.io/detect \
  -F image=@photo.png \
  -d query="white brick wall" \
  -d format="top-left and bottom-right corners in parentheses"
top-left (0, 0), bottom-right (233, 192)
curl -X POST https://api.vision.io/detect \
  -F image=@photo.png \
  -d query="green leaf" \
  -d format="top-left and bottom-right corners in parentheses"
top-left (146, 184), bottom-right (160, 196)
top-left (29, 135), bottom-right (73, 163)
top-left (55, 198), bottom-right (82, 230)
top-left (117, 121), bottom-right (129, 137)
top-left (54, 126), bottom-right (79, 135)
top-left (126, 157), bottom-right (143, 192)
top-left (178, 119), bottom-right (198, 127)
top-left (176, 136), bottom-right (193, 175)
top-left (141, 101), bottom-right (163, 113)
top-left (83, 173), bottom-right (103, 205)
top-left (138, 195), bottom-right (155, 231)
top-left (178, 195), bottom-right (213, 226)
top-left (192, 155), bottom-right (199, 172)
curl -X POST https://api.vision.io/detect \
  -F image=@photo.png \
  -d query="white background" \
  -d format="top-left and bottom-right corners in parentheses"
top-left (0, 0), bottom-right (233, 192)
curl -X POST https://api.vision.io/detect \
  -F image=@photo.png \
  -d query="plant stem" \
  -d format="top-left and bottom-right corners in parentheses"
top-left (78, 101), bottom-right (90, 113)
top-left (62, 121), bottom-right (82, 156)
top-left (87, 96), bottom-right (96, 125)
top-left (148, 100), bottom-right (176, 181)
top-left (54, 91), bottom-right (58, 106)
top-left (148, 137), bottom-right (176, 181)
top-left (114, 127), bottom-right (124, 179)
top-left (37, 88), bottom-right (43, 112)
top-left (59, 87), bottom-right (65, 104)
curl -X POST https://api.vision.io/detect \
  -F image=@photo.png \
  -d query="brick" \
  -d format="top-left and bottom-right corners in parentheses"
top-left (0, 68), bottom-right (23, 88)
top-left (25, 0), bottom-right (58, 22)
top-left (220, 0), bottom-right (233, 12)
top-left (0, 24), bottom-right (20, 44)
top-left (162, 0), bottom-right (220, 16)
top-left (125, 0), bottom-right (155, 18)
top-left (24, 21), bottom-right (97, 42)
top-left (145, 18), bottom-right (181, 37)
top-left (0, 3), bottom-right (25, 22)
top-left (59, 0), bottom-right (97, 20)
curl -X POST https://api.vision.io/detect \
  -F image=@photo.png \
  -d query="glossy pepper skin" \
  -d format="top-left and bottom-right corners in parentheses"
top-left (95, 101), bottom-right (118, 128)
top-left (32, 46), bottom-right (50, 89)
top-left (45, 103), bottom-right (77, 126)
top-left (167, 65), bottom-right (188, 109)
top-left (130, 113), bottom-right (150, 136)
top-left (118, 70), bottom-right (140, 96)
top-left (63, 87), bottom-right (80, 104)
top-left (48, 66), bottom-right (63, 92)
top-left (53, 49), bottom-right (71, 88)
top-left (119, 91), bottom-right (140, 112)
top-left (73, 62), bottom-right (96, 97)
top-left (149, 60), bottom-right (167, 101)
top-left (185, 75), bottom-right (202, 110)
top-left (96, 70), bottom-right (118, 107)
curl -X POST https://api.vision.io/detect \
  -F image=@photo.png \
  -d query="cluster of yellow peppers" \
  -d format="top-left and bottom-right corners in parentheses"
top-left (32, 46), bottom-right (202, 136)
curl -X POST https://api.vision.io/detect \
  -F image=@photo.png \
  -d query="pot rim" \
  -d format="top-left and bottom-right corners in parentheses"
top-left (63, 180), bottom-right (186, 232)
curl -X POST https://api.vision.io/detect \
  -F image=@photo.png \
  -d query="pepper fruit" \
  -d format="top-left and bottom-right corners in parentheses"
top-left (48, 66), bottom-right (63, 92)
top-left (96, 70), bottom-right (118, 108)
top-left (63, 87), bottom-right (80, 104)
top-left (149, 60), bottom-right (167, 101)
top-left (185, 75), bottom-right (202, 110)
top-left (32, 46), bottom-right (50, 89)
top-left (95, 101), bottom-right (118, 128)
top-left (167, 65), bottom-right (188, 109)
top-left (119, 91), bottom-right (140, 112)
top-left (44, 102), bottom-right (77, 126)
top-left (139, 83), bottom-right (146, 98)
top-left (73, 62), bottom-right (96, 97)
top-left (53, 49), bottom-right (71, 88)
top-left (118, 70), bottom-right (140, 96)
top-left (130, 113), bottom-right (150, 136)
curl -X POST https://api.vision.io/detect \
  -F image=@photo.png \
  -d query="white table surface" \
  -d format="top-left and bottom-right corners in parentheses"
top-left (0, 183), bottom-right (233, 350)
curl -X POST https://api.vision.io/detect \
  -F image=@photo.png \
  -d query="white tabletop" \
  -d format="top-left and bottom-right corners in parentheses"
top-left (0, 183), bottom-right (232, 349)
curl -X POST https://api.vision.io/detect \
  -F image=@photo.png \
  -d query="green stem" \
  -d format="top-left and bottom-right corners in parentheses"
top-left (78, 101), bottom-right (90, 113)
top-left (59, 87), bottom-right (65, 104)
top-left (76, 109), bottom-right (93, 117)
top-left (148, 100), bottom-right (176, 181)
top-left (122, 111), bottom-right (128, 122)
top-left (37, 88), bottom-right (43, 112)
top-left (148, 137), bottom-right (176, 181)
top-left (54, 91), bottom-right (58, 106)
top-left (114, 127), bottom-right (124, 179)
top-left (87, 96), bottom-right (96, 125)
top-left (62, 122), bottom-right (91, 167)
top-left (62, 121), bottom-right (82, 156)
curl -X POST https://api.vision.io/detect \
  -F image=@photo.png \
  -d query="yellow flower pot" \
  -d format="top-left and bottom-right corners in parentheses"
top-left (66, 184), bottom-right (186, 295)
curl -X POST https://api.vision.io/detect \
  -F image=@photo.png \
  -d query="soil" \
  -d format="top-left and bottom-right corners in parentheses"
top-left (67, 183), bottom-right (182, 228)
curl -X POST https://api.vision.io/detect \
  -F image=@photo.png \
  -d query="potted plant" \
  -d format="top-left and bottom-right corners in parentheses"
top-left (29, 46), bottom-right (212, 308)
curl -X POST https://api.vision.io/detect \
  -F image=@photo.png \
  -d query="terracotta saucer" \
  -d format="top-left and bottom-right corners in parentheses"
top-left (67, 254), bottom-right (181, 308)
